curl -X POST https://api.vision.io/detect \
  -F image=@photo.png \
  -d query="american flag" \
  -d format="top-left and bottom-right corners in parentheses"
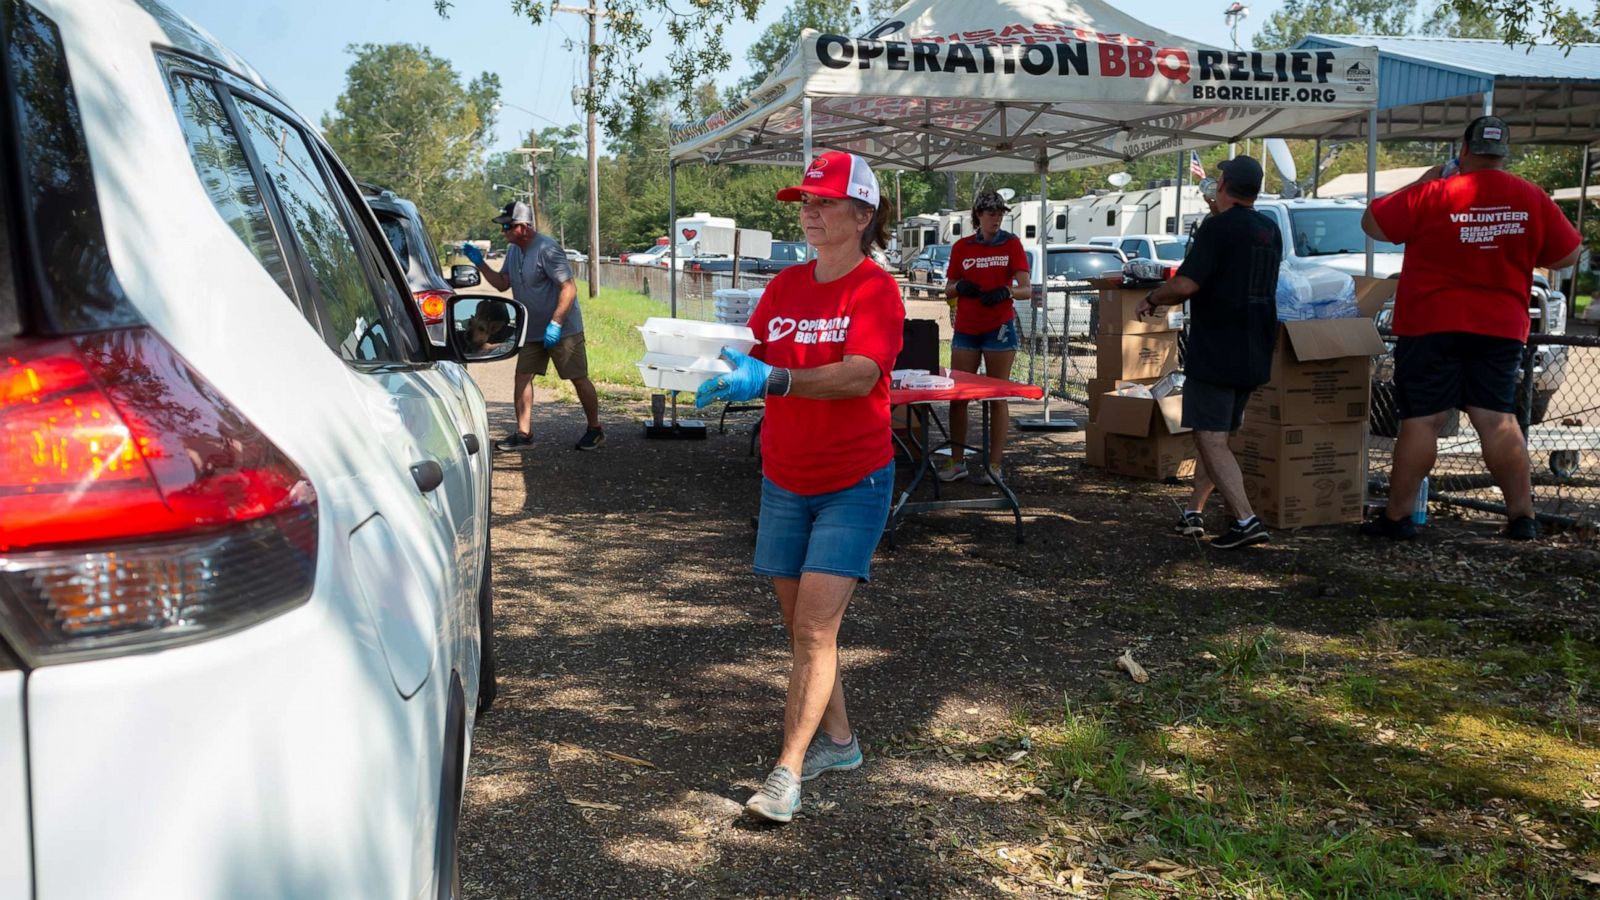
top-left (1189, 150), bottom-right (1205, 180)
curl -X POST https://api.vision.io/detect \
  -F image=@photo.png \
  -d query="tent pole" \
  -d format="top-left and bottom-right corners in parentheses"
top-left (1312, 138), bottom-right (1322, 198)
top-left (1174, 151), bottom-right (1184, 235)
top-left (1572, 143), bottom-right (1591, 315)
top-left (1483, 88), bottom-right (1495, 116)
top-left (803, 96), bottom-right (813, 162)
top-left (669, 161), bottom-right (678, 317)
top-left (1365, 109), bottom-right (1377, 277)
top-left (1017, 160), bottom-right (1077, 432)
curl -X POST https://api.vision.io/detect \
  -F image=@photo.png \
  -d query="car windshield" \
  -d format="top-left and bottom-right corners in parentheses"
top-left (927, 245), bottom-right (950, 263)
top-left (1035, 250), bottom-right (1122, 280)
top-left (1154, 241), bottom-right (1188, 261)
top-left (1290, 208), bottom-right (1402, 256)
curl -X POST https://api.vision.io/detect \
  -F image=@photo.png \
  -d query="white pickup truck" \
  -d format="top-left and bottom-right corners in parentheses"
top-left (1252, 196), bottom-right (1568, 427)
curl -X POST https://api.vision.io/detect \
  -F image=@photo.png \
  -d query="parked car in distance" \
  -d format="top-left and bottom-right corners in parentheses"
top-left (362, 185), bottom-right (481, 346)
top-left (907, 243), bottom-right (952, 285)
top-left (0, 2), bottom-right (520, 895)
top-left (564, 248), bottom-right (588, 264)
top-left (626, 244), bottom-right (673, 267)
top-left (1112, 233), bottom-right (1190, 263)
top-left (1018, 245), bottom-right (1127, 339)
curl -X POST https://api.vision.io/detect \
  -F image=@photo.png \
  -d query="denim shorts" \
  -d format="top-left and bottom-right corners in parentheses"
top-left (952, 319), bottom-right (1021, 352)
top-left (754, 462), bottom-right (894, 582)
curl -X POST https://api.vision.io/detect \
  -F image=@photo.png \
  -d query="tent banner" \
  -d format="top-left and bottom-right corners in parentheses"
top-left (800, 33), bottom-right (1377, 108)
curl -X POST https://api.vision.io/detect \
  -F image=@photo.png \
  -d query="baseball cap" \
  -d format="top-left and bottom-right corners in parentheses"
top-left (492, 200), bottom-right (535, 226)
top-left (1217, 155), bottom-right (1264, 194)
top-left (972, 190), bottom-right (1010, 213)
top-left (776, 151), bottom-right (880, 207)
top-left (1465, 115), bottom-right (1510, 157)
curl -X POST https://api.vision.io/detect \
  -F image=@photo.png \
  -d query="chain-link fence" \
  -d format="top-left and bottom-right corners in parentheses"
top-left (1367, 330), bottom-right (1600, 528)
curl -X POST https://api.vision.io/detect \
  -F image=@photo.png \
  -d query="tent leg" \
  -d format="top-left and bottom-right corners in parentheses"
top-left (1173, 150), bottom-right (1184, 235)
top-left (803, 97), bottom-right (813, 163)
top-left (668, 161), bottom-right (678, 317)
top-left (1365, 109), bottom-right (1377, 278)
top-left (1311, 138), bottom-right (1322, 198)
top-left (1017, 161), bottom-right (1078, 433)
top-left (1573, 143), bottom-right (1591, 316)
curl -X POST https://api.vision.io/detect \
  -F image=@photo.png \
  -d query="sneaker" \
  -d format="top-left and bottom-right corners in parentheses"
top-left (1211, 517), bottom-right (1269, 549)
top-left (966, 459), bottom-right (996, 485)
top-left (1505, 515), bottom-right (1538, 541)
top-left (745, 766), bottom-right (801, 823)
top-left (1174, 511), bottom-right (1206, 537)
top-left (934, 457), bottom-right (967, 482)
top-left (801, 732), bottom-right (863, 782)
top-left (1359, 513), bottom-right (1417, 541)
top-left (575, 427), bottom-right (605, 451)
top-left (494, 431), bottom-right (533, 452)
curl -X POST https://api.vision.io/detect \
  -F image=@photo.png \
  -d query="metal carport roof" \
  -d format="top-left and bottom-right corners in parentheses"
top-left (1285, 34), bottom-right (1600, 144)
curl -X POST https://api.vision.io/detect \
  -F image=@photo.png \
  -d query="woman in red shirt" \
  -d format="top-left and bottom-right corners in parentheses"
top-left (941, 191), bottom-right (1031, 484)
top-left (696, 151), bottom-right (904, 823)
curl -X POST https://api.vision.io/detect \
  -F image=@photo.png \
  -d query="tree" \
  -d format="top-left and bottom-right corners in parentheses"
top-left (1254, 0), bottom-right (1415, 48)
top-left (322, 44), bottom-right (500, 246)
top-left (1255, 0), bottom-right (1597, 47)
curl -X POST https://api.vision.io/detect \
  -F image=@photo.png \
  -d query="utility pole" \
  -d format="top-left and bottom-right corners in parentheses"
top-left (555, 1), bottom-right (607, 298)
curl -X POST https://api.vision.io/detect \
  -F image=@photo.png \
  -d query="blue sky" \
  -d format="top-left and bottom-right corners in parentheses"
top-left (161, 0), bottom-right (1272, 154)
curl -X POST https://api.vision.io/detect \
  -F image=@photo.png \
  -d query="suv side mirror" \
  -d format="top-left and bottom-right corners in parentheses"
top-left (447, 295), bottom-right (526, 363)
top-left (450, 265), bottom-right (481, 288)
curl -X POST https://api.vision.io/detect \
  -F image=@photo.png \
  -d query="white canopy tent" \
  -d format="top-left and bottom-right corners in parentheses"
top-left (666, 0), bottom-right (1380, 425)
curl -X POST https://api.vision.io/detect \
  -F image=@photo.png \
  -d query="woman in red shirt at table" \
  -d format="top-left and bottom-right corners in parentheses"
top-left (695, 151), bottom-right (904, 824)
top-left (940, 191), bottom-right (1031, 484)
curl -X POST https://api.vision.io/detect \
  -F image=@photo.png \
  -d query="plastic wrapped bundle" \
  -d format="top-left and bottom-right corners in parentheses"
top-left (1276, 264), bottom-right (1358, 320)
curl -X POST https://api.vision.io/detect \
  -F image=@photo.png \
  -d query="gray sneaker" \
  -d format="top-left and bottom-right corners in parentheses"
top-left (745, 766), bottom-right (802, 823)
top-left (801, 732), bottom-right (863, 781)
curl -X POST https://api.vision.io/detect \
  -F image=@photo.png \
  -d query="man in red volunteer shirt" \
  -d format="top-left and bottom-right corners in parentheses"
top-left (695, 151), bottom-right (904, 824)
top-left (938, 191), bottom-right (1031, 484)
top-left (1362, 116), bottom-right (1582, 540)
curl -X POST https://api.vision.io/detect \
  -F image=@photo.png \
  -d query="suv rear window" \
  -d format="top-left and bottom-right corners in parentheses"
top-left (379, 214), bottom-right (410, 267)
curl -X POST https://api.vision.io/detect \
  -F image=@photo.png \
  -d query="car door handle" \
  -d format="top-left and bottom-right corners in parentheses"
top-left (463, 434), bottom-right (480, 455)
top-left (410, 460), bottom-right (445, 493)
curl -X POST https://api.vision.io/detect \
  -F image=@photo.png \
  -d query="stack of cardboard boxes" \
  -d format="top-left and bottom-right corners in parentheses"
top-left (1084, 288), bottom-right (1194, 480)
top-left (1227, 279), bottom-right (1393, 528)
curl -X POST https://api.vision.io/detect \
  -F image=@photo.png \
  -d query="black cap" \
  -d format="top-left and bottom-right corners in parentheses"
top-left (492, 200), bottom-right (535, 226)
top-left (1217, 155), bottom-right (1264, 194)
top-left (1465, 115), bottom-right (1510, 157)
top-left (972, 190), bottom-right (1010, 213)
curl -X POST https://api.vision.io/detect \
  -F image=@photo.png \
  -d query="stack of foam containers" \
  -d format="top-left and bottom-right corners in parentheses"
top-left (713, 287), bottom-right (762, 326)
top-left (635, 317), bottom-right (759, 393)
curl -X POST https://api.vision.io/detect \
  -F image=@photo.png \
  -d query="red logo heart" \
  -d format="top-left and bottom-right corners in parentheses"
top-left (682, 229), bottom-right (698, 241)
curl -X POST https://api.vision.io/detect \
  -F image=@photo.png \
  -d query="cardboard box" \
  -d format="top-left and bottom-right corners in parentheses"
top-left (1098, 289), bottom-right (1182, 335)
top-left (1097, 393), bottom-right (1195, 481)
top-left (1097, 332), bottom-right (1180, 381)
top-left (1084, 421), bottom-right (1106, 468)
top-left (1230, 421), bottom-right (1367, 528)
top-left (1247, 318), bottom-right (1388, 425)
top-left (1085, 376), bottom-right (1157, 423)
top-left (1351, 276), bottom-right (1398, 319)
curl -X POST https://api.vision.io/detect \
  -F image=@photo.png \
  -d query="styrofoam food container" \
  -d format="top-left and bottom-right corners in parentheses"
top-left (637, 317), bottom-right (758, 357)
top-left (903, 374), bottom-right (954, 390)
top-left (635, 351), bottom-right (733, 394)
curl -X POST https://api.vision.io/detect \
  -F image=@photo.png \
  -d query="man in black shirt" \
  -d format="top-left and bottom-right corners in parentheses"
top-left (1138, 156), bottom-right (1281, 549)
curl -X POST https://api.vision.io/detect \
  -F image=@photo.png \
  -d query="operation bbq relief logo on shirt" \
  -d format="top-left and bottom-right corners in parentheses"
top-left (768, 315), bottom-right (852, 344)
top-left (1453, 204), bottom-right (1530, 247)
top-left (962, 253), bottom-right (1013, 271)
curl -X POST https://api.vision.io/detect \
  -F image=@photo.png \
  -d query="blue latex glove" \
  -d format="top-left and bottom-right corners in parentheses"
top-left (695, 347), bottom-right (772, 408)
top-left (460, 243), bottom-right (484, 266)
top-left (543, 321), bottom-right (563, 348)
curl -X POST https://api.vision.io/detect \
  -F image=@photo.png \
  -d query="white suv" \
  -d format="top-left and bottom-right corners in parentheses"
top-left (0, 2), bottom-right (526, 896)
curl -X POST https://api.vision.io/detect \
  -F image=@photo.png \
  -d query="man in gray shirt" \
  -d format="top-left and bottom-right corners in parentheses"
top-left (461, 201), bottom-right (604, 451)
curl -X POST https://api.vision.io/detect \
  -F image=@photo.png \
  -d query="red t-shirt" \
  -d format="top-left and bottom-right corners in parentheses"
top-left (945, 233), bottom-right (1029, 334)
top-left (749, 258), bottom-right (905, 496)
top-left (1370, 170), bottom-right (1581, 342)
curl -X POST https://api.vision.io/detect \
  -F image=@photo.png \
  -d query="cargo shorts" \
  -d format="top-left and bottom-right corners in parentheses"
top-left (516, 331), bottom-right (589, 379)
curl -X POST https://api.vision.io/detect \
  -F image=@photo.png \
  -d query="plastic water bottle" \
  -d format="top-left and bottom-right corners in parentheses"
top-left (1412, 476), bottom-right (1429, 525)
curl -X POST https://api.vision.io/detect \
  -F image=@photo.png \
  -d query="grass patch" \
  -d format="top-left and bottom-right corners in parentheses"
top-left (531, 280), bottom-right (666, 403)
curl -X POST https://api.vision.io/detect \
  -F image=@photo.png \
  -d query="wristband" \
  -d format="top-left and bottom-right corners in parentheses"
top-left (765, 367), bottom-right (792, 398)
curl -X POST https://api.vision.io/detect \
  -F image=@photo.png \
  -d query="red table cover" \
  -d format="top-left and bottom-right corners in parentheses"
top-left (890, 368), bottom-right (1045, 405)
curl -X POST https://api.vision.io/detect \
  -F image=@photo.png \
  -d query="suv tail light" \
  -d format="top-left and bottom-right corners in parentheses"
top-left (0, 328), bottom-right (317, 664)
top-left (414, 289), bottom-right (451, 326)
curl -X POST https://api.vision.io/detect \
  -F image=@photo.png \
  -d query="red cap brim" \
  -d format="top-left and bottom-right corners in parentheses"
top-left (776, 184), bottom-right (848, 202)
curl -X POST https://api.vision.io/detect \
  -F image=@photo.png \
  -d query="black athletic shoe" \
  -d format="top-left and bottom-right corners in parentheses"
top-left (494, 431), bottom-right (533, 451)
top-left (1212, 518), bottom-right (1269, 549)
top-left (575, 427), bottom-right (605, 451)
top-left (1174, 511), bottom-right (1206, 537)
top-left (1505, 516), bottom-right (1538, 541)
top-left (1359, 513), bottom-right (1417, 541)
